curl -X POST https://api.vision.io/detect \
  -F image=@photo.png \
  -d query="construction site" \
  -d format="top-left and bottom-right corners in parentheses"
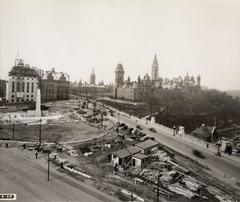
top-left (0, 98), bottom-right (239, 202)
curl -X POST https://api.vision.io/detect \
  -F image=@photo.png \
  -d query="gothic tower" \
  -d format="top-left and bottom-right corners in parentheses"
top-left (197, 75), bottom-right (201, 86)
top-left (151, 54), bottom-right (159, 81)
top-left (115, 63), bottom-right (124, 86)
top-left (90, 68), bottom-right (96, 85)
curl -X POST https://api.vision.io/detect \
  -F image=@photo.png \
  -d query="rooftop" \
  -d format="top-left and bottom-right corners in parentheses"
top-left (191, 125), bottom-right (215, 138)
top-left (132, 153), bottom-right (148, 159)
top-left (112, 146), bottom-right (141, 159)
top-left (135, 140), bottom-right (159, 150)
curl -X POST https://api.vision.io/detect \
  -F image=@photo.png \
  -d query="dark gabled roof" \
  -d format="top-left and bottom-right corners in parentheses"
top-left (191, 125), bottom-right (215, 138)
top-left (135, 140), bottom-right (159, 150)
top-left (112, 146), bottom-right (141, 159)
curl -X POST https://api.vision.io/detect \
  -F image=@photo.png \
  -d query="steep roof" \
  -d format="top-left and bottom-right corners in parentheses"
top-left (42, 70), bottom-right (69, 81)
top-left (152, 54), bottom-right (159, 67)
top-left (9, 65), bottom-right (38, 78)
top-left (112, 146), bottom-right (141, 158)
top-left (191, 125), bottom-right (215, 138)
top-left (116, 63), bottom-right (124, 72)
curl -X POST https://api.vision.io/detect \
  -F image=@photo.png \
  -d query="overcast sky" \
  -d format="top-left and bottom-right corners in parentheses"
top-left (1, 0), bottom-right (240, 90)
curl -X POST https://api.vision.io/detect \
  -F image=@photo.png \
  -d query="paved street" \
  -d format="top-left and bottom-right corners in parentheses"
top-left (108, 112), bottom-right (240, 184)
top-left (0, 148), bottom-right (118, 202)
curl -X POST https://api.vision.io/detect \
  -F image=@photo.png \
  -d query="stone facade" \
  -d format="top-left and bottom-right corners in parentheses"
top-left (113, 54), bottom-right (201, 102)
top-left (90, 68), bottom-right (96, 85)
top-left (41, 68), bottom-right (70, 102)
top-left (6, 59), bottom-right (39, 103)
top-left (0, 79), bottom-right (6, 101)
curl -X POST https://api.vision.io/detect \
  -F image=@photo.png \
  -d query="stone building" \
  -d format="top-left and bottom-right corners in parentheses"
top-left (41, 68), bottom-right (70, 102)
top-left (6, 59), bottom-right (39, 103)
top-left (0, 79), bottom-right (6, 101)
top-left (151, 54), bottom-right (159, 81)
top-left (115, 63), bottom-right (124, 85)
top-left (90, 68), bottom-right (96, 85)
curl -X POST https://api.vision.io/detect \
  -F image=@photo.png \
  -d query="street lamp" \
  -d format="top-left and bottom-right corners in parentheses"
top-left (9, 115), bottom-right (15, 141)
top-left (12, 121), bottom-right (15, 140)
top-left (39, 118), bottom-right (42, 149)
top-left (47, 151), bottom-right (50, 181)
top-left (173, 125), bottom-right (176, 136)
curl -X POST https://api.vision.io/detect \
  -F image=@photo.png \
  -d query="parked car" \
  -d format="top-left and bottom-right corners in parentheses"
top-left (102, 111), bottom-right (107, 116)
top-left (136, 125), bottom-right (143, 130)
top-left (149, 127), bottom-right (157, 133)
top-left (119, 123), bottom-right (126, 127)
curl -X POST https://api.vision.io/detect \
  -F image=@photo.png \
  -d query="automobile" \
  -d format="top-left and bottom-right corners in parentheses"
top-left (119, 123), bottom-right (126, 127)
top-left (110, 113), bottom-right (114, 117)
top-left (102, 111), bottom-right (107, 116)
top-left (149, 127), bottom-right (157, 133)
top-left (122, 125), bottom-right (128, 131)
top-left (136, 125), bottom-right (143, 130)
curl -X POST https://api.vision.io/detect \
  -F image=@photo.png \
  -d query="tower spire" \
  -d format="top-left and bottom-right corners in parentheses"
top-left (153, 53), bottom-right (158, 66)
top-left (151, 53), bottom-right (159, 81)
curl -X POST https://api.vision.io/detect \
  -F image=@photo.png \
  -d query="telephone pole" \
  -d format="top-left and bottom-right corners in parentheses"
top-left (12, 121), bottom-right (15, 140)
top-left (39, 119), bottom-right (42, 148)
top-left (157, 174), bottom-right (160, 202)
top-left (47, 152), bottom-right (50, 181)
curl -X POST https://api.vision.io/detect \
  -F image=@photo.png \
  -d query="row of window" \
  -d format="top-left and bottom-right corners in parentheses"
top-left (12, 82), bottom-right (34, 93)
top-left (11, 99), bottom-right (34, 102)
top-left (12, 77), bottom-right (35, 80)
top-left (46, 89), bottom-right (55, 93)
top-left (11, 94), bottom-right (34, 98)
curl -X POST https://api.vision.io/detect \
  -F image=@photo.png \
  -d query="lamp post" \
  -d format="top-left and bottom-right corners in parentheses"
top-left (156, 174), bottom-right (160, 202)
top-left (173, 125), bottom-right (176, 136)
top-left (12, 121), bottom-right (15, 140)
top-left (47, 151), bottom-right (50, 181)
top-left (39, 118), bottom-right (42, 149)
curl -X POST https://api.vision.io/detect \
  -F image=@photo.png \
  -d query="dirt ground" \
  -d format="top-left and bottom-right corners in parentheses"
top-left (0, 121), bottom-right (107, 143)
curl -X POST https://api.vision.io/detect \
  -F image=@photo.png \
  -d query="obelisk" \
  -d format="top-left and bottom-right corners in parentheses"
top-left (35, 88), bottom-right (41, 117)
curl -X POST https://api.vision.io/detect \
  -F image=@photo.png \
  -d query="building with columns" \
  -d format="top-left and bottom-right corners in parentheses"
top-left (6, 59), bottom-right (39, 103)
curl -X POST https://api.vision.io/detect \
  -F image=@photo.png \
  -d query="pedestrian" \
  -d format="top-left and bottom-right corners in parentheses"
top-left (5, 142), bottom-right (8, 148)
top-left (23, 144), bottom-right (26, 149)
top-left (35, 152), bottom-right (38, 159)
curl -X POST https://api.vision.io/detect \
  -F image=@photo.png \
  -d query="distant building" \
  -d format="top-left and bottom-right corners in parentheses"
top-left (115, 63), bottom-right (125, 85)
top-left (191, 124), bottom-right (215, 142)
top-left (0, 79), bottom-right (6, 101)
top-left (161, 73), bottom-right (201, 89)
top-left (90, 68), bottom-right (96, 85)
top-left (71, 81), bottom-right (113, 98)
top-left (41, 68), bottom-right (70, 102)
top-left (6, 59), bottom-right (39, 103)
top-left (151, 54), bottom-right (159, 81)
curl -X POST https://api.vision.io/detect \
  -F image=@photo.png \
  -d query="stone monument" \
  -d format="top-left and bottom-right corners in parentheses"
top-left (35, 88), bottom-right (41, 117)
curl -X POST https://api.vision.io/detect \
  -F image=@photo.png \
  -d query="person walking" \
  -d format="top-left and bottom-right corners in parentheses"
top-left (35, 152), bottom-right (38, 159)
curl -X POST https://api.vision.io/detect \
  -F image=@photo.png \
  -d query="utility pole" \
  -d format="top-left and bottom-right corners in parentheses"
top-left (47, 151), bottom-right (50, 181)
top-left (12, 121), bottom-right (15, 141)
top-left (39, 119), bottom-right (42, 149)
top-left (157, 174), bottom-right (160, 202)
